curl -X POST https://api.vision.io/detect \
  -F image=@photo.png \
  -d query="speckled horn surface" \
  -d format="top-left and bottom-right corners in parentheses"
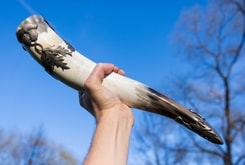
top-left (16, 15), bottom-right (223, 145)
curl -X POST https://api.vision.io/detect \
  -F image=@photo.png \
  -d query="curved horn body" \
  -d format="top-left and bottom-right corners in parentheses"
top-left (16, 15), bottom-right (223, 144)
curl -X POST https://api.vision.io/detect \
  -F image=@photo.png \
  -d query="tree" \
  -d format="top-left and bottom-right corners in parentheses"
top-left (133, 1), bottom-right (245, 165)
top-left (0, 127), bottom-right (78, 165)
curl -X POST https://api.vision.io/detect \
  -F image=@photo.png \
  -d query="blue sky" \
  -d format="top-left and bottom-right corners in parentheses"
top-left (0, 0), bottom-right (206, 162)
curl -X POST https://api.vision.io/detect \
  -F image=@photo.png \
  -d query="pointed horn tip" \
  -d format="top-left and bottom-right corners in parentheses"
top-left (194, 123), bottom-right (224, 145)
top-left (198, 127), bottom-right (224, 145)
top-left (209, 135), bottom-right (224, 145)
top-left (144, 87), bottom-right (224, 145)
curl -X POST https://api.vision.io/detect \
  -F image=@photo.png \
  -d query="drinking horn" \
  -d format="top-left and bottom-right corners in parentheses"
top-left (16, 15), bottom-right (223, 144)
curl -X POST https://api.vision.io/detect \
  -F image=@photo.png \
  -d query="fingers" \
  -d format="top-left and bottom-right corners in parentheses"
top-left (85, 63), bottom-right (113, 89)
top-left (84, 63), bottom-right (124, 92)
top-left (79, 90), bottom-right (88, 109)
top-left (79, 90), bottom-right (94, 115)
top-left (80, 63), bottom-right (125, 112)
top-left (79, 63), bottom-right (133, 122)
top-left (117, 68), bottom-right (125, 76)
top-left (113, 66), bottom-right (125, 76)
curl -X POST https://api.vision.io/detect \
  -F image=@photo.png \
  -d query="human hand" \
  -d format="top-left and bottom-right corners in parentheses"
top-left (79, 63), bottom-right (133, 123)
top-left (80, 64), bottom-right (134, 165)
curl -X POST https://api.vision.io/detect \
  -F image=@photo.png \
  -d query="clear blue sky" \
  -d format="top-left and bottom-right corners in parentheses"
top-left (0, 0), bottom-right (206, 162)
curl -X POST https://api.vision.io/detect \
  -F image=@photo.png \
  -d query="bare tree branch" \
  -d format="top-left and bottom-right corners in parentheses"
top-left (133, 1), bottom-right (245, 164)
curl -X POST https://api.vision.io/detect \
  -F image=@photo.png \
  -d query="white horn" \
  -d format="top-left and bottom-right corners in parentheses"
top-left (16, 15), bottom-right (223, 145)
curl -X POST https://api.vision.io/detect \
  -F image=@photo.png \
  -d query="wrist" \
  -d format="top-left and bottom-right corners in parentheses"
top-left (95, 106), bottom-right (134, 127)
top-left (84, 105), bottom-right (133, 165)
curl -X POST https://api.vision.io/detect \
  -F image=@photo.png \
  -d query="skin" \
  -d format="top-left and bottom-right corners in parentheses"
top-left (79, 63), bottom-right (134, 165)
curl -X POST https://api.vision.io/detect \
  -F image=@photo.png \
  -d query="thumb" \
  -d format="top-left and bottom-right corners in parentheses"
top-left (84, 63), bottom-right (115, 92)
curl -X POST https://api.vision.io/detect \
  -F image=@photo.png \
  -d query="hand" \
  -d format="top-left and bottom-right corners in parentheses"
top-left (79, 63), bottom-right (133, 123)
top-left (79, 63), bottom-right (133, 165)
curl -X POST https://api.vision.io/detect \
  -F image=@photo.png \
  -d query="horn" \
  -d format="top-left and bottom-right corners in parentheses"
top-left (16, 15), bottom-right (223, 144)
